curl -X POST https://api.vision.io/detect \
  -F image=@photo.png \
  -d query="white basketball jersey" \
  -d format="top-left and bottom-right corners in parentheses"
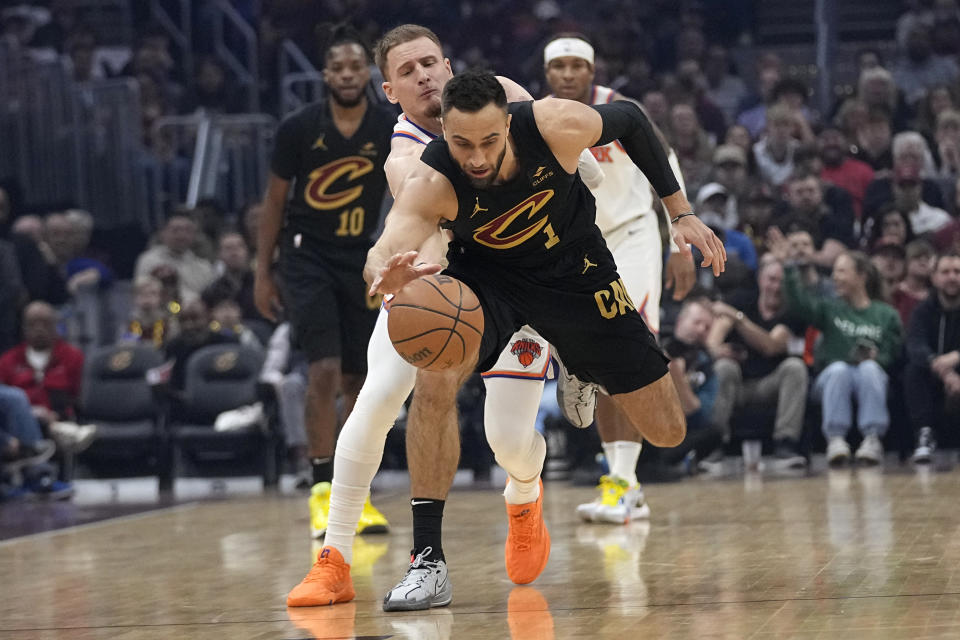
top-left (588, 85), bottom-right (657, 234)
top-left (392, 113), bottom-right (437, 145)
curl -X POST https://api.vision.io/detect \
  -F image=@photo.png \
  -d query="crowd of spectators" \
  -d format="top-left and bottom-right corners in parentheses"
top-left (4, 0), bottom-right (960, 496)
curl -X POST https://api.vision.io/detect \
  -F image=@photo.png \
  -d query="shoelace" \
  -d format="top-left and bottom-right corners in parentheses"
top-left (398, 547), bottom-right (439, 588)
top-left (510, 509), bottom-right (536, 551)
top-left (304, 554), bottom-right (343, 583)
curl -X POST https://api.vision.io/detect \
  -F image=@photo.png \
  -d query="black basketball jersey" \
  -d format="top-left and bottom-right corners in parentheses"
top-left (270, 100), bottom-right (395, 247)
top-left (419, 101), bottom-right (602, 268)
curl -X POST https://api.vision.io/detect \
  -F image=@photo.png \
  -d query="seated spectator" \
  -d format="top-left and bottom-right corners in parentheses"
top-left (872, 237), bottom-right (908, 301)
top-left (711, 144), bottom-right (752, 209)
top-left (892, 24), bottom-right (959, 106)
top-left (0, 384), bottom-right (65, 499)
top-left (893, 239), bottom-right (936, 326)
top-left (203, 231), bottom-right (267, 323)
top-left (819, 125), bottom-right (875, 218)
top-left (913, 83), bottom-right (957, 138)
top-left (866, 204), bottom-right (917, 250)
top-left (785, 227), bottom-right (834, 296)
top-left (848, 66), bottom-right (913, 132)
top-left (163, 299), bottom-right (238, 403)
top-left (772, 172), bottom-right (856, 269)
top-left (119, 276), bottom-right (174, 348)
top-left (736, 57), bottom-right (787, 138)
top-left (852, 106), bottom-right (894, 172)
top-left (672, 59), bottom-right (727, 142)
top-left (209, 299), bottom-right (262, 350)
top-left (703, 44), bottom-right (747, 126)
top-left (662, 298), bottom-right (723, 465)
top-left (259, 322), bottom-right (310, 485)
top-left (641, 89), bottom-right (672, 134)
top-left (770, 234), bottom-right (903, 466)
top-left (47, 210), bottom-right (114, 297)
top-left (753, 104), bottom-right (800, 187)
top-left (669, 103), bottom-right (714, 195)
top-left (179, 56), bottom-right (242, 115)
top-left (0, 232), bottom-right (23, 353)
top-left (863, 133), bottom-right (945, 225)
top-left (884, 163), bottom-right (953, 236)
top-left (905, 250), bottom-right (960, 462)
top-left (707, 257), bottom-right (808, 467)
top-left (739, 183), bottom-right (777, 252)
top-left (0, 302), bottom-right (94, 453)
top-left (135, 212), bottom-right (216, 303)
top-left (696, 183), bottom-right (756, 270)
top-left (934, 109), bottom-right (960, 178)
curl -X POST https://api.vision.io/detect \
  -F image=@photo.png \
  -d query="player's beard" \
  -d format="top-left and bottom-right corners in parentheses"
top-left (328, 85), bottom-right (365, 108)
top-left (464, 143), bottom-right (507, 189)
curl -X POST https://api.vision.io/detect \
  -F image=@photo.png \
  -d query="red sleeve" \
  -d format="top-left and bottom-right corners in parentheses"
top-left (65, 345), bottom-right (84, 400)
top-left (0, 350), bottom-right (14, 385)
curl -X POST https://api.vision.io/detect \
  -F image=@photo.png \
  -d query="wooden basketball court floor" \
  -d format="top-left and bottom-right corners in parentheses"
top-left (4, 465), bottom-right (960, 639)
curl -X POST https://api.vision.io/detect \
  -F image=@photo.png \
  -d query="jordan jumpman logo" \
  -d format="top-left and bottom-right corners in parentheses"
top-left (471, 197), bottom-right (488, 218)
top-left (582, 254), bottom-right (598, 274)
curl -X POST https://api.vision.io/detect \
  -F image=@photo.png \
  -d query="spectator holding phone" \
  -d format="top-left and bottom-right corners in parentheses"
top-left (768, 229), bottom-right (903, 466)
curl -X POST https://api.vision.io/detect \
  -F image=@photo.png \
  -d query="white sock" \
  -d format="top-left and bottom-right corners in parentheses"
top-left (324, 480), bottom-right (368, 564)
top-left (610, 440), bottom-right (641, 486)
top-left (323, 310), bottom-right (418, 565)
top-left (483, 376), bottom-right (547, 505)
top-left (602, 441), bottom-right (617, 474)
top-left (503, 475), bottom-right (541, 505)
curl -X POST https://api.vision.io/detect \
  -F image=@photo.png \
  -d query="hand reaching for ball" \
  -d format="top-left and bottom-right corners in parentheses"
top-left (368, 251), bottom-right (443, 296)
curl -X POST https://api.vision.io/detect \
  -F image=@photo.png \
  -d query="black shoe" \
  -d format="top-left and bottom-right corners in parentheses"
top-left (773, 439), bottom-right (806, 469)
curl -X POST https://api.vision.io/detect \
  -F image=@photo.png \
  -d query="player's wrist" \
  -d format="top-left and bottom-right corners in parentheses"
top-left (670, 212), bottom-right (696, 225)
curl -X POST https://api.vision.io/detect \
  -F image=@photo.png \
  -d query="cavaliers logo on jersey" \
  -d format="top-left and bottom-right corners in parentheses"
top-left (473, 190), bottom-right (556, 249)
top-left (304, 156), bottom-right (374, 211)
top-left (511, 338), bottom-right (543, 368)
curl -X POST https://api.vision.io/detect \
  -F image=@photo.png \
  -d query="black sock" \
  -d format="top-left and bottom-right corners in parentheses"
top-left (311, 457), bottom-right (333, 485)
top-left (411, 498), bottom-right (445, 562)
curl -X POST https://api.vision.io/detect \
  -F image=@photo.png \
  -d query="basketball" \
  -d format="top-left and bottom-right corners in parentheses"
top-left (387, 274), bottom-right (485, 371)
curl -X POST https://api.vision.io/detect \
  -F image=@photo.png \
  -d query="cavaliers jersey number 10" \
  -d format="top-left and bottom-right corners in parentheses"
top-left (271, 102), bottom-right (394, 246)
top-left (304, 156), bottom-right (374, 237)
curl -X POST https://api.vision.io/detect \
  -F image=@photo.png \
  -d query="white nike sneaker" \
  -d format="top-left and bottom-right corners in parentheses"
top-left (555, 356), bottom-right (597, 428)
top-left (382, 547), bottom-right (452, 612)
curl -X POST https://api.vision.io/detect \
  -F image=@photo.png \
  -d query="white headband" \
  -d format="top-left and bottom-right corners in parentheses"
top-left (544, 38), bottom-right (594, 65)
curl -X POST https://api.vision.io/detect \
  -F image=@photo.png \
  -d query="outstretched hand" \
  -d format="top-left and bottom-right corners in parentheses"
top-left (671, 215), bottom-right (727, 277)
top-left (368, 251), bottom-right (443, 296)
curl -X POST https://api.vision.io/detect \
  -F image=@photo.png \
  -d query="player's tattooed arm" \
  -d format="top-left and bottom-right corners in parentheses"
top-left (365, 164), bottom-right (458, 295)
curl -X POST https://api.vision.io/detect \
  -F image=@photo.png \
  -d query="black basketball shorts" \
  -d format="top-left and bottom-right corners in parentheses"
top-left (444, 236), bottom-right (669, 395)
top-left (279, 228), bottom-right (380, 373)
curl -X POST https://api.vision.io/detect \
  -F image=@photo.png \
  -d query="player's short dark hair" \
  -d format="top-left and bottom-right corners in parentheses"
top-left (441, 70), bottom-right (506, 116)
top-left (374, 24), bottom-right (442, 79)
top-left (319, 23), bottom-right (371, 64)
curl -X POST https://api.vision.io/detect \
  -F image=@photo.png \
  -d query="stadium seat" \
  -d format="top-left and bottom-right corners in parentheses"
top-left (74, 344), bottom-right (171, 488)
top-left (167, 344), bottom-right (281, 487)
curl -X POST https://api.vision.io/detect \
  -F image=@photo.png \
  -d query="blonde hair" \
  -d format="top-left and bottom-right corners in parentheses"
top-left (374, 24), bottom-right (442, 79)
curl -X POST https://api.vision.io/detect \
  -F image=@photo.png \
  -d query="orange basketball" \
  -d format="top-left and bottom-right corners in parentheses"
top-left (387, 274), bottom-right (484, 371)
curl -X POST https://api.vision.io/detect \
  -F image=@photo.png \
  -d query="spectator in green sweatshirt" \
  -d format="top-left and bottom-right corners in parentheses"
top-left (768, 229), bottom-right (903, 466)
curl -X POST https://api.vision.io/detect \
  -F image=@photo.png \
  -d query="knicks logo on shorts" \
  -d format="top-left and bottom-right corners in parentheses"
top-left (511, 338), bottom-right (543, 368)
top-left (304, 156), bottom-right (374, 210)
top-left (473, 190), bottom-right (559, 250)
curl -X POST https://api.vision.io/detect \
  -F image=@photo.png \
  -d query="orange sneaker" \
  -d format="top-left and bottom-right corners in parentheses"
top-left (286, 546), bottom-right (356, 607)
top-left (504, 479), bottom-right (550, 585)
